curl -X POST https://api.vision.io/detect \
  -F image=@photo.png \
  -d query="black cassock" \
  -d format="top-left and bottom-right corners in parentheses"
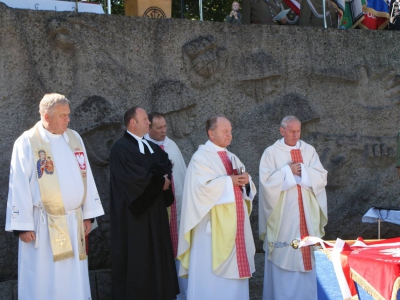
top-left (110, 132), bottom-right (179, 300)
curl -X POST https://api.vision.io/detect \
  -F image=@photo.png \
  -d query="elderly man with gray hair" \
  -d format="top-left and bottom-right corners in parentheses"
top-left (258, 116), bottom-right (328, 300)
top-left (5, 93), bottom-right (104, 300)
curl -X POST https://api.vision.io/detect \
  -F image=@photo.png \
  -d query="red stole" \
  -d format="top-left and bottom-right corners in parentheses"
top-left (290, 149), bottom-right (312, 271)
top-left (217, 151), bottom-right (251, 278)
top-left (160, 145), bottom-right (179, 258)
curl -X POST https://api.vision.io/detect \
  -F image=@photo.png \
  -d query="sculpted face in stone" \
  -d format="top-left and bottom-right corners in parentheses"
top-left (130, 108), bottom-right (151, 137)
top-left (149, 116), bottom-right (167, 141)
top-left (82, 123), bottom-right (122, 166)
top-left (70, 95), bottom-right (122, 166)
top-left (209, 117), bottom-right (233, 148)
top-left (167, 110), bottom-right (196, 138)
top-left (280, 120), bottom-right (301, 147)
top-left (45, 104), bottom-right (70, 134)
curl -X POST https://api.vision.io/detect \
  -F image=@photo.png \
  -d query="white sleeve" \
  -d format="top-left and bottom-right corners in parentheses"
top-left (73, 132), bottom-right (105, 220)
top-left (281, 165), bottom-right (297, 191)
top-left (298, 163), bottom-right (312, 189)
top-left (5, 135), bottom-right (35, 232)
top-left (215, 176), bottom-right (236, 205)
top-left (244, 174), bottom-right (257, 201)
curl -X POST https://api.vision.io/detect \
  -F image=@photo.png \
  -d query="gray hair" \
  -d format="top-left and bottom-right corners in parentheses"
top-left (206, 114), bottom-right (227, 134)
top-left (280, 116), bottom-right (301, 129)
top-left (39, 93), bottom-right (70, 116)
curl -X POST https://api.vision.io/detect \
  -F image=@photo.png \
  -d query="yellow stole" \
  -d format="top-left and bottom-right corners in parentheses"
top-left (28, 122), bottom-right (87, 262)
top-left (179, 200), bottom-right (252, 276)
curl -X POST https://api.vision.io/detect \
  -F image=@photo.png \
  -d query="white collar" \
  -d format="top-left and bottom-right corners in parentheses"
top-left (144, 134), bottom-right (170, 147)
top-left (37, 121), bottom-right (69, 143)
top-left (203, 140), bottom-right (244, 171)
top-left (205, 140), bottom-right (227, 152)
top-left (126, 130), bottom-right (154, 154)
top-left (280, 138), bottom-right (300, 149)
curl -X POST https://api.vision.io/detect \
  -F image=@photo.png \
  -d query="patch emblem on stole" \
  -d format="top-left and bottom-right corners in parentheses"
top-left (36, 150), bottom-right (54, 179)
top-left (74, 151), bottom-right (87, 171)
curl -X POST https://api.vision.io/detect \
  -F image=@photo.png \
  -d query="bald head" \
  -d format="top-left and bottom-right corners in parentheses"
top-left (206, 115), bottom-right (232, 148)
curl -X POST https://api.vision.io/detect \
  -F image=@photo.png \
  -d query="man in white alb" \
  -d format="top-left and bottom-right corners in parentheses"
top-left (5, 93), bottom-right (105, 300)
top-left (177, 114), bottom-right (256, 300)
top-left (258, 115), bottom-right (328, 300)
top-left (145, 112), bottom-right (188, 300)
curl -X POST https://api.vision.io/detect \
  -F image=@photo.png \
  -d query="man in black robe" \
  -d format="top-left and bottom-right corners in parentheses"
top-left (110, 106), bottom-right (179, 300)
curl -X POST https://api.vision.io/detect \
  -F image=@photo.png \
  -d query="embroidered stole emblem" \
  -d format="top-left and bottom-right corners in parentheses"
top-left (28, 122), bottom-right (87, 262)
top-left (159, 145), bottom-right (179, 258)
top-left (217, 151), bottom-right (251, 278)
top-left (36, 150), bottom-right (54, 178)
top-left (290, 149), bottom-right (312, 271)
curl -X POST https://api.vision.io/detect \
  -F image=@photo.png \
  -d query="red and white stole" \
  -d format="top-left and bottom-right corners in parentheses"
top-left (217, 151), bottom-right (251, 278)
top-left (159, 145), bottom-right (179, 258)
top-left (290, 149), bottom-right (312, 271)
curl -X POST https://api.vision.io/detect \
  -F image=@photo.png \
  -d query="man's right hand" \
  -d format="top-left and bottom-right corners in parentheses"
top-left (163, 174), bottom-right (171, 191)
top-left (289, 162), bottom-right (301, 176)
top-left (230, 173), bottom-right (249, 187)
top-left (19, 231), bottom-right (36, 243)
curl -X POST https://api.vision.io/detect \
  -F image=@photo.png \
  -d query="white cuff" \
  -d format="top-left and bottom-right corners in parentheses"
top-left (281, 165), bottom-right (297, 191)
top-left (244, 175), bottom-right (256, 201)
top-left (298, 164), bottom-right (312, 189)
top-left (215, 176), bottom-right (236, 205)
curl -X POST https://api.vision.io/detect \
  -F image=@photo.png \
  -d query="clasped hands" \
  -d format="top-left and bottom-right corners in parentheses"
top-left (230, 10), bottom-right (238, 19)
top-left (230, 172), bottom-right (249, 187)
top-left (289, 162), bottom-right (301, 176)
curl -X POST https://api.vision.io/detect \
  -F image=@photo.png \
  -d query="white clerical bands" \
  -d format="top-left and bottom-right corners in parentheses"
top-left (139, 139), bottom-right (154, 154)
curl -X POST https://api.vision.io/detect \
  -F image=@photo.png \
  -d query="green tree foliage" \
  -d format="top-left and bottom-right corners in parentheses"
top-left (99, 0), bottom-right (235, 22)
top-left (172, 0), bottom-right (234, 22)
top-left (99, 0), bottom-right (125, 14)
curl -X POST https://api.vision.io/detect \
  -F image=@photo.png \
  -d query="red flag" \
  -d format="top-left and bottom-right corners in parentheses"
top-left (282, 0), bottom-right (300, 15)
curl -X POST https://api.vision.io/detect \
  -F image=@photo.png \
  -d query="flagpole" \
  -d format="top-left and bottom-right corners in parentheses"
top-left (107, 0), bottom-right (111, 14)
top-left (323, 0), bottom-right (327, 28)
top-left (181, 0), bottom-right (185, 18)
top-left (199, 0), bottom-right (203, 21)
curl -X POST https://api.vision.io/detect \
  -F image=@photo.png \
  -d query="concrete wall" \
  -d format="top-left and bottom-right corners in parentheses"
top-left (1, 2), bottom-right (400, 295)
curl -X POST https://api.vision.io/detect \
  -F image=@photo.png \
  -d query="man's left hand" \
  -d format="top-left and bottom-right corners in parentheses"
top-left (84, 219), bottom-right (92, 236)
top-left (233, 172), bottom-right (249, 187)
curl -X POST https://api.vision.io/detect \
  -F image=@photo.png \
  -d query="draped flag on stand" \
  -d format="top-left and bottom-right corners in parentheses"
top-left (300, 236), bottom-right (400, 300)
top-left (282, 0), bottom-right (365, 28)
top-left (282, 0), bottom-right (388, 29)
top-left (334, 0), bottom-right (366, 28)
top-left (359, 0), bottom-right (390, 29)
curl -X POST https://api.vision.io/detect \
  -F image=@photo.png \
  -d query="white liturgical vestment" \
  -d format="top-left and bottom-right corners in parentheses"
top-left (178, 141), bottom-right (256, 300)
top-left (5, 123), bottom-right (104, 300)
top-left (145, 134), bottom-right (188, 300)
top-left (259, 139), bottom-right (327, 300)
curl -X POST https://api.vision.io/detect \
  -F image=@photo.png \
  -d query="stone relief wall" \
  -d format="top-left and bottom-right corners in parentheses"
top-left (1, 3), bottom-right (400, 283)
